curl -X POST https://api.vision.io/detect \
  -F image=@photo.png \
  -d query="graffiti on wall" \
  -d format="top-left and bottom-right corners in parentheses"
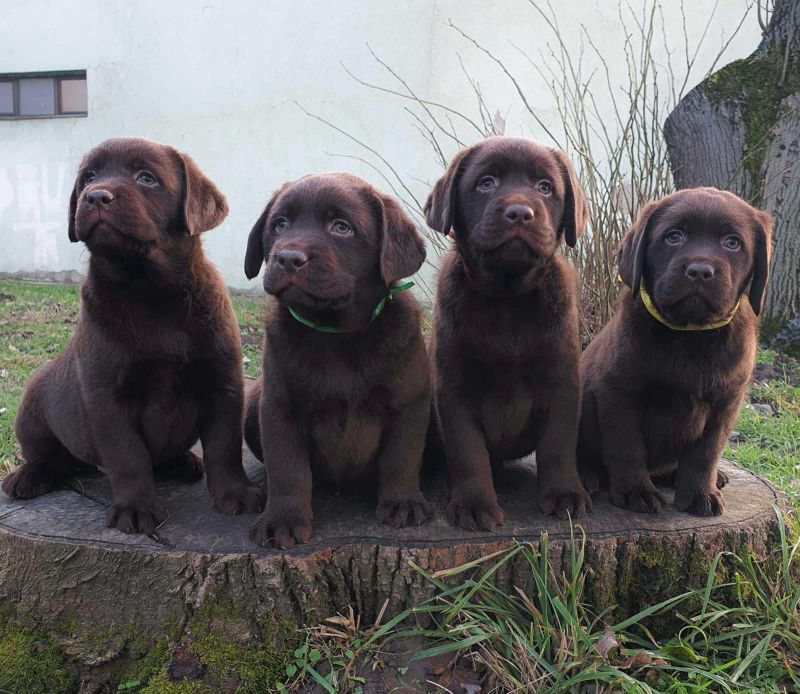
top-left (0, 161), bottom-right (72, 271)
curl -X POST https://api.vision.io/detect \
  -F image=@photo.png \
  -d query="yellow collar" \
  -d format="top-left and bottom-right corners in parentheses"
top-left (638, 280), bottom-right (740, 331)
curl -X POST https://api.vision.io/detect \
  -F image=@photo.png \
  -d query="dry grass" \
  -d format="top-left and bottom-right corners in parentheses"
top-left (304, 0), bottom-right (754, 340)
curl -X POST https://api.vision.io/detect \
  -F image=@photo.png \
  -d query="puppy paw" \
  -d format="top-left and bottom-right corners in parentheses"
top-left (540, 486), bottom-right (593, 519)
top-left (676, 488), bottom-right (725, 516)
top-left (156, 451), bottom-right (204, 483)
top-left (212, 483), bottom-right (265, 515)
top-left (447, 490), bottom-right (504, 532)
top-left (107, 497), bottom-right (167, 535)
top-left (716, 469), bottom-right (730, 490)
top-left (249, 502), bottom-right (312, 549)
top-left (1, 462), bottom-right (61, 499)
top-left (376, 496), bottom-right (433, 528)
top-left (610, 487), bottom-right (666, 514)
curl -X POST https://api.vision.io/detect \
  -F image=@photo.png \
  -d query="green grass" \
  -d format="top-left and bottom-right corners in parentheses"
top-left (725, 349), bottom-right (800, 506)
top-left (0, 280), bottom-right (265, 476)
top-left (286, 519), bottom-right (800, 692)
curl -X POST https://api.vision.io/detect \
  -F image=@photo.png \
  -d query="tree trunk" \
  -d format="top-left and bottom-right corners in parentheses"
top-left (0, 453), bottom-right (787, 690)
top-left (664, 0), bottom-right (800, 338)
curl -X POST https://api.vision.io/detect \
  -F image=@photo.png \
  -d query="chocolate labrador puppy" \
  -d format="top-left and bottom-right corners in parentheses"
top-left (3, 138), bottom-right (264, 533)
top-left (425, 136), bottom-right (593, 531)
top-left (243, 173), bottom-right (431, 549)
top-left (578, 187), bottom-right (772, 516)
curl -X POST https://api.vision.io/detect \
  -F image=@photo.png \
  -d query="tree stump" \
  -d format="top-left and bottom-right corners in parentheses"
top-left (663, 0), bottom-right (800, 338)
top-left (0, 451), bottom-right (784, 664)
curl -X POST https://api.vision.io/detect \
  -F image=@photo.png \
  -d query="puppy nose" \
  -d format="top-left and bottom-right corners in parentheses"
top-left (504, 204), bottom-right (534, 224)
top-left (85, 189), bottom-right (114, 207)
top-left (686, 263), bottom-right (715, 281)
top-left (277, 249), bottom-right (309, 271)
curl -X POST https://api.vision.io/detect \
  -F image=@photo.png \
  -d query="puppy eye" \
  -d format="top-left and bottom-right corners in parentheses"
top-left (273, 218), bottom-right (288, 233)
top-left (722, 235), bottom-right (742, 251)
top-left (665, 229), bottom-right (685, 245)
top-left (477, 175), bottom-right (497, 192)
top-left (136, 171), bottom-right (158, 186)
top-left (332, 219), bottom-right (352, 235)
top-left (83, 171), bottom-right (97, 184)
top-left (537, 179), bottom-right (553, 195)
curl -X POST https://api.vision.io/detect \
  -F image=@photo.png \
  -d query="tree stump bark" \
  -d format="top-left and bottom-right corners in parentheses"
top-left (664, 0), bottom-right (800, 337)
top-left (0, 451), bottom-right (785, 675)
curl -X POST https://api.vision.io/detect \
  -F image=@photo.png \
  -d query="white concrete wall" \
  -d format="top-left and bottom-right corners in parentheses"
top-left (0, 0), bottom-right (760, 289)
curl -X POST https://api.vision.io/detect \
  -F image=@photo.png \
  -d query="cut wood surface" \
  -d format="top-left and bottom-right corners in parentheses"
top-left (0, 451), bottom-right (784, 658)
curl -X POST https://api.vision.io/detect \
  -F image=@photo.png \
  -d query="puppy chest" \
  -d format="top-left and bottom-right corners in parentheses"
top-left (479, 381), bottom-right (540, 448)
top-left (309, 407), bottom-right (385, 481)
top-left (642, 391), bottom-right (711, 451)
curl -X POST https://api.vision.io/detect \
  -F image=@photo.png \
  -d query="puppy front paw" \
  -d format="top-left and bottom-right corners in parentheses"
top-left (540, 485), bottom-right (593, 519)
top-left (376, 496), bottom-right (432, 528)
top-left (156, 451), bottom-right (204, 483)
top-left (212, 481), bottom-right (265, 515)
top-left (675, 487), bottom-right (725, 516)
top-left (447, 487), bottom-right (504, 532)
top-left (249, 500), bottom-right (312, 549)
top-left (107, 496), bottom-right (167, 535)
top-left (609, 486), bottom-right (666, 514)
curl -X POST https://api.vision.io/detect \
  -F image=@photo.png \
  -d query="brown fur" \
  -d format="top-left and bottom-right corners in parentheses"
top-left (578, 187), bottom-right (773, 516)
top-left (3, 138), bottom-right (263, 534)
top-left (243, 173), bottom-right (431, 549)
top-left (425, 136), bottom-right (593, 531)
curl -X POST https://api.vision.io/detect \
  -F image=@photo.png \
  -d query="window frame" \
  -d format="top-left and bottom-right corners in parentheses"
top-left (0, 70), bottom-right (87, 120)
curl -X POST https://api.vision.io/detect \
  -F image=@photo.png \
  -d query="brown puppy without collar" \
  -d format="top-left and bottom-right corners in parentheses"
top-left (578, 187), bottom-right (772, 516)
top-left (243, 173), bottom-right (431, 549)
top-left (3, 137), bottom-right (264, 534)
top-left (425, 136), bottom-right (593, 531)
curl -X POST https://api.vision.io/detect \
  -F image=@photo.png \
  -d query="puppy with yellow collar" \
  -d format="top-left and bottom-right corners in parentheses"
top-left (578, 187), bottom-right (772, 516)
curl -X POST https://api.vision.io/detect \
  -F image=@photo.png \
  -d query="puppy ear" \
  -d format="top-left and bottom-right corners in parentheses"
top-left (748, 210), bottom-right (773, 316)
top-left (68, 178), bottom-right (79, 242)
top-left (177, 151), bottom-right (229, 235)
top-left (424, 148), bottom-right (470, 235)
top-left (244, 183), bottom-right (288, 280)
top-left (375, 193), bottom-right (426, 285)
top-left (552, 149), bottom-right (589, 247)
top-left (618, 201), bottom-right (660, 294)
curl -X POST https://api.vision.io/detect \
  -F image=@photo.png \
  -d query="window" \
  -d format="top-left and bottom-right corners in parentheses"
top-left (0, 71), bottom-right (87, 119)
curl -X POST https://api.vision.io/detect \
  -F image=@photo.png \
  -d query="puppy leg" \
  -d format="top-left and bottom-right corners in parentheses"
top-left (597, 391), bottom-right (666, 513)
top-left (96, 421), bottom-right (166, 534)
top-left (200, 366), bottom-right (264, 515)
top-left (5, 397), bottom-right (81, 498)
top-left (375, 392), bottom-right (433, 528)
top-left (2, 440), bottom-right (77, 499)
top-left (249, 378), bottom-right (313, 549)
top-left (438, 387), bottom-right (504, 532)
top-left (243, 379), bottom-right (264, 462)
top-left (674, 395), bottom-right (740, 516)
top-left (536, 377), bottom-right (593, 519)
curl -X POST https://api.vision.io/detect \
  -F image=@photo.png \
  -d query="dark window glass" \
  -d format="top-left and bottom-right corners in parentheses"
top-left (0, 82), bottom-right (12, 114)
top-left (19, 77), bottom-right (56, 115)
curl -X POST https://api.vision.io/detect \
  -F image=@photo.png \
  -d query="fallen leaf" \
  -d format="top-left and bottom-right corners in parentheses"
top-left (596, 627), bottom-right (619, 659)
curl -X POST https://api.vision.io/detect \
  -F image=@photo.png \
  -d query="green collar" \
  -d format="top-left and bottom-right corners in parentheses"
top-left (286, 281), bottom-right (415, 334)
